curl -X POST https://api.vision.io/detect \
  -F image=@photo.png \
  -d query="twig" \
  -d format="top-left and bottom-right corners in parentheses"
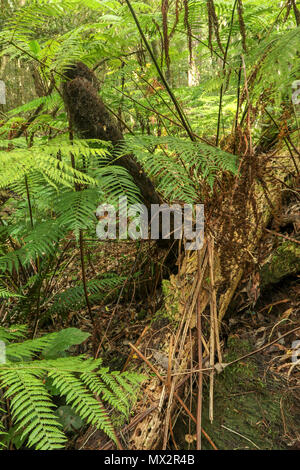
top-left (221, 424), bottom-right (260, 449)
top-left (208, 240), bottom-right (215, 423)
top-left (226, 325), bottom-right (300, 367)
top-left (171, 325), bottom-right (300, 376)
top-left (264, 228), bottom-right (300, 245)
top-left (174, 393), bottom-right (218, 450)
top-left (122, 325), bottom-right (149, 372)
top-left (258, 298), bottom-right (290, 313)
top-left (84, 405), bottom-right (158, 450)
top-left (169, 416), bottom-right (178, 450)
top-left (128, 342), bottom-right (164, 382)
top-left (208, 238), bottom-right (222, 363)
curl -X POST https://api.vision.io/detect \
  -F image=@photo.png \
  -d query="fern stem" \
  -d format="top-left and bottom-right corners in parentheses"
top-left (216, 0), bottom-right (238, 146)
top-left (176, 28), bottom-right (238, 74)
top-left (111, 84), bottom-right (213, 146)
top-left (292, 0), bottom-right (300, 25)
top-left (264, 109), bottom-right (299, 175)
top-left (79, 229), bottom-right (95, 328)
top-left (69, 128), bottom-right (95, 327)
top-left (43, 240), bottom-right (72, 300)
top-left (137, 71), bottom-right (182, 121)
top-left (32, 282), bottom-right (42, 339)
top-left (124, 0), bottom-right (195, 142)
top-left (66, 116), bottom-right (96, 328)
top-left (233, 59), bottom-right (242, 154)
top-left (9, 41), bottom-right (67, 81)
top-left (0, 216), bottom-right (27, 284)
top-left (24, 175), bottom-right (34, 230)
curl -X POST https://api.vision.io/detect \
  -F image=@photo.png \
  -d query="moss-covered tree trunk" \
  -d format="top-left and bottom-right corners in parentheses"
top-left (62, 62), bottom-right (162, 210)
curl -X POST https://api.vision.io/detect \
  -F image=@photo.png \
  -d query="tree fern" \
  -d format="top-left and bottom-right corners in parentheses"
top-left (0, 326), bottom-right (145, 450)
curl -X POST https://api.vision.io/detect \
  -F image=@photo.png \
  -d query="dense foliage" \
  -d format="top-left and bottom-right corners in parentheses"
top-left (0, 0), bottom-right (299, 450)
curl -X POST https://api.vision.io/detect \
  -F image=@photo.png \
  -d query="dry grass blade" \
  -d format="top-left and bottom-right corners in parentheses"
top-left (208, 238), bottom-right (215, 423)
top-left (208, 237), bottom-right (222, 363)
top-left (196, 250), bottom-right (203, 450)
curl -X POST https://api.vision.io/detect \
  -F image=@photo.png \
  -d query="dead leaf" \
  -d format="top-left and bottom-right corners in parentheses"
top-left (185, 434), bottom-right (194, 444)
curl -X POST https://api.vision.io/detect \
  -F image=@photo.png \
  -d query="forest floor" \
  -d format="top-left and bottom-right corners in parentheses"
top-left (43, 238), bottom-right (299, 451)
top-left (173, 276), bottom-right (300, 450)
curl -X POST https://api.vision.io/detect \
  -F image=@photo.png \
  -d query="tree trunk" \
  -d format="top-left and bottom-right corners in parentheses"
top-left (62, 62), bottom-right (162, 209)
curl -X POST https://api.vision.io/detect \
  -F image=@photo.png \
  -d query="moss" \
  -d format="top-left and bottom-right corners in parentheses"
top-left (161, 279), bottom-right (171, 297)
top-left (201, 339), bottom-right (291, 449)
top-left (161, 279), bottom-right (180, 320)
top-left (174, 337), bottom-right (295, 450)
top-left (221, 338), bottom-right (258, 386)
top-left (260, 241), bottom-right (300, 287)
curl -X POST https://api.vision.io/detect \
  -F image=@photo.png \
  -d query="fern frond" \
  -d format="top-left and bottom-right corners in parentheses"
top-left (0, 220), bottom-right (66, 274)
top-left (0, 288), bottom-right (23, 299)
top-left (121, 135), bottom-right (237, 202)
top-left (48, 368), bottom-right (116, 441)
top-left (7, 93), bottom-right (61, 118)
top-left (0, 328), bottom-right (145, 449)
top-left (0, 142), bottom-right (97, 190)
top-left (0, 325), bottom-right (27, 343)
top-left (48, 275), bottom-right (126, 316)
top-left (55, 188), bottom-right (98, 235)
top-left (5, 331), bottom-right (58, 362)
top-left (1, 368), bottom-right (66, 450)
